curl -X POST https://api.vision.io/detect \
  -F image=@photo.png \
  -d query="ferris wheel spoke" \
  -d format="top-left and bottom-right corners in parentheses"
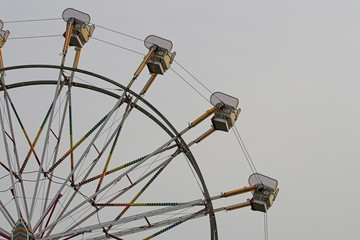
top-left (19, 79), bottom-right (67, 175)
top-left (97, 143), bottom-right (181, 207)
top-left (76, 154), bottom-right (150, 187)
top-left (1, 43), bottom-right (30, 227)
top-left (90, 70), bottom-right (163, 197)
top-left (38, 134), bottom-right (178, 237)
top-left (87, 208), bottom-right (207, 240)
top-left (73, 113), bottom-right (129, 188)
top-left (29, 15), bottom-right (82, 222)
top-left (63, 154), bottom-right (175, 235)
top-left (33, 193), bottom-right (63, 233)
top-left (7, 78), bottom-right (69, 230)
top-left (0, 102), bottom-right (21, 221)
top-left (67, 47), bottom-right (82, 185)
top-left (46, 113), bottom-right (107, 174)
top-left (94, 101), bottom-right (132, 202)
top-left (0, 226), bottom-right (10, 240)
top-left (0, 161), bottom-right (19, 181)
top-left (41, 199), bottom-right (204, 240)
top-left (39, 100), bottom-right (130, 237)
top-left (107, 148), bottom-right (181, 231)
top-left (30, 75), bottom-right (68, 223)
top-left (75, 100), bottom-right (186, 190)
top-left (41, 189), bottom-right (77, 237)
top-left (38, 92), bottom-right (70, 233)
top-left (0, 89), bottom-right (32, 224)
top-left (46, 94), bottom-right (127, 175)
top-left (141, 211), bottom-right (203, 240)
top-left (85, 147), bottom-right (181, 235)
top-left (0, 200), bottom-right (15, 228)
top-left (68, 86), bottom-right (75, 184)
top-left (35, 90), bottom-right (129, 235)
top-left (1, 85), bottom-right (44, 175)
top-left (30, 95), bottom-right (69, 232)
top-left (88, 208), bottom-right (207, 240)
top-left (75, 103), bottom-right (185, 189)
top-left (38, 194), bottom-right (63, 239)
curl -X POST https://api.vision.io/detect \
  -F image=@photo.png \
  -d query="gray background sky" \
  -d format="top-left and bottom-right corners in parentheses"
top-left (1, 0), bottom-right (359, 239)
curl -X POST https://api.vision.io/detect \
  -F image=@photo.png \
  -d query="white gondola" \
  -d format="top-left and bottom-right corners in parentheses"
top-left (144, 35), bottom-right (176, 74)
top-left (0, 20), bottom-right (10, 48)
top-left (248, 173), bottom-right (279, 212)
top-left (210, 92), bottom-right (241, 132)
top-left (62, 8), bottom-right (95, 48)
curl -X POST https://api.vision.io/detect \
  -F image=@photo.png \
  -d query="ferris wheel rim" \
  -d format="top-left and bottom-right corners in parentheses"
top-left (0, 63), bottom-right (218, 239)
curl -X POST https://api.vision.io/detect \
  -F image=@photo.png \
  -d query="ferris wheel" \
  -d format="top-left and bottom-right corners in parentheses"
top-left (0, 9), bottom-right (279, 240)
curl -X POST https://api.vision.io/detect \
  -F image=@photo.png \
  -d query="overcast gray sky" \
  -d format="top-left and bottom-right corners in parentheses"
top-left (1, 0), bottom-right (360, 239)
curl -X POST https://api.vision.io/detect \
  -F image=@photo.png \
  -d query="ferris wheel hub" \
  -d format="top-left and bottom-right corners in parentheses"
top-left (11, 219), bottom-right (34, 240)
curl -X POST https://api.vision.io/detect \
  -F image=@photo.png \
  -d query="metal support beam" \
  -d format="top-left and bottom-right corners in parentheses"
top-left (0, 200), bottom-right (15, 227)
top-left (39, 199), bottom-right (204, 240)
top-left (0, 227), bottom-right (10, 240)
top-left (180, 104), bottom-right (222, 136)
top-left (213, 200), bottom-right (251, 213)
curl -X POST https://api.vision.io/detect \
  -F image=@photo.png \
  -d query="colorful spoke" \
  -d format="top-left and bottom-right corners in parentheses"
top-left (19, 79), bottom-right (66, 175)
top-left (112, 167), bottom-right (165, 223)
top-left (7, 98), bottom-right (43, 175)
top-left (143, 220), bottom-right (183, 240)
top-left (96, 202), bottom-right (181, 207)
top-left (19, 102), bottom-right (53, 175)
top-left (47, 114), bottom-right (108, 173)
top-left (76, 155), bottom-right (149, 187)
top-left (68, 88), bottom-right (75, 184)
top-left (94, 123), bottom-right (122, 199)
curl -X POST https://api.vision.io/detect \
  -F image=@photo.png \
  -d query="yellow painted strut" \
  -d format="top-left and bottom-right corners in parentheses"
top-left (134, 49), bottom-right (154, 77)
top-left (62, 23), bottom-right (73, 54)
top-left (188, 128), bottom-right (216, 147)
top-left (0, 49), bottom-right (4, 69)
top-left (142, 74), bottom-right (157, 95)
top-left (127, 48), bottom-right (155, 89)
top-left (222, 201), bottom-right (251, 211)
top-left (222, 185), bottom-right (257, 198)
top-left (191, 105), bottom-right (218, 127)
top-left (211, 185), bottom-right (257, 201)
top-left (211, 185), bottom-right (257, 213)
top-left (180, 104), bottom-right (222, 136)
